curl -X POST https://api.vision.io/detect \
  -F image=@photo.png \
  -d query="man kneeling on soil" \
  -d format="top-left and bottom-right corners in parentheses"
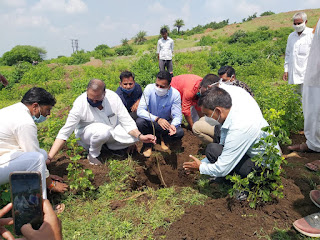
top-left (49, 79), bottom-right (156, 165)
top-left (183, 87), bottom-right (280, 192)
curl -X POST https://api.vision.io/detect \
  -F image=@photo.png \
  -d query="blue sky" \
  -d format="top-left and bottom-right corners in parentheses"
top-left (0, 0), bottom-right (318, 59)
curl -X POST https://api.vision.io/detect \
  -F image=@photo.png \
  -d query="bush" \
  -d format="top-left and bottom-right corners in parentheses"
top-left (197, 36), bottom-right (216, 46)
top-left (115, 45), bottom-right (134, 56)
top-left (260, 11), bottom-right (275, 16)
top-left (228, 30), bottom-right (247, 44)
top-left (1, 45), bottom-right (46, 66)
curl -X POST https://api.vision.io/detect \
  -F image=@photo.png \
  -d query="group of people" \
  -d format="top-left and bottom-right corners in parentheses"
top-left (0, 11), bottom-right (320, 239)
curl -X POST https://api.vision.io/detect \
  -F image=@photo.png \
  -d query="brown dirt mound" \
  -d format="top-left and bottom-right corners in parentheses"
top-left (48, 130), bottom-right (320, 239)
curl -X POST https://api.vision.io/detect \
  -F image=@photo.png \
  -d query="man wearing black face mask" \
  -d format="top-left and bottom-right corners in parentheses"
top-left (49, 79), bottom-right (156, 165)
top-left (115, 71), bottom-right (142, 120)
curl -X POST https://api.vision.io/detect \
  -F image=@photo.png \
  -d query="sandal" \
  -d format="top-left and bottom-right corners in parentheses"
top-left (53, 203), bottom-right (65, 215)
top-left (305, 160), bottom-right (320, 172)
top-left (293, 213), bottom-right (320, 237)
top-left (288, 143), bottom-right (315, 153)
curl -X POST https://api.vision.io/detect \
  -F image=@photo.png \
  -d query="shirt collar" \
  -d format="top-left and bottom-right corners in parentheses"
top-left (221, 106), bottom-right (234, 129)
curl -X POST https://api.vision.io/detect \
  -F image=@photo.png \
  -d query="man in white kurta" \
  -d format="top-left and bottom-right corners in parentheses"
top-left (0, 88), bottom-right (66, 199)
top-left (302, 18), bottom-right (320, 152)
top-left (283, 12), bottom-right (314, 94)
top-left (49, 79), bottom-right (155, 165)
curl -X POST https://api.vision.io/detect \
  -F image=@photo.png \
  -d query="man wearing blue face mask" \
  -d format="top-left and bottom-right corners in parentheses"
top-left (283, 12), bottom-right (314, 94)
top-left (0, 87), bottom-right (68, 200)
top-left (137, 71), bottom-right (184, 157)
top-left (116, 71), bottom-right (142, 120)
top-left (49, 79), bottom-right (156, 165)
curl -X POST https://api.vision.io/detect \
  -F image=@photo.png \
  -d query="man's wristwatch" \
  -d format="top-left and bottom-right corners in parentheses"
top-left (137, 133), bottom-right (142, 140)
top-left (155, 117), bottom-right (160, 122)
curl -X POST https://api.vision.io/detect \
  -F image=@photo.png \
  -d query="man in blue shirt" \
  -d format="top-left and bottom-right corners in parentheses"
top-left (116, 71), bottom-right (142, 120)
top-left (184, 86), bottom-right (279, 179)
top-left (137, 71), bottom-right (184, 157)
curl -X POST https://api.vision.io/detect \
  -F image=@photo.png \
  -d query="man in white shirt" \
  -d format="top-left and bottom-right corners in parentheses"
top-left (283, 12), bottom-right (314, 94)
top-left (183, 86), bottom-right (280, 180)
top-left (157, 28), bottom-right (174, 77)
top-left (49, 79), bottom-right (156, 165)
top-left (0, 87), bottom-right (68, 199)
top-left (288, 17), bottom-right (320, 154)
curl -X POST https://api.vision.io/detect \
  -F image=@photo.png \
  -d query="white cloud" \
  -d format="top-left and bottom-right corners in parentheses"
top-left (31, 0), bottom-right (87, 14)
top-left (1, 0), bottom-right (26, 7)
top-left (98, 16), bottom-right (117, 31)
top-left (0, 8), bottom-right (50, 28)
top-left (147, 2), bottom-right (166, 13)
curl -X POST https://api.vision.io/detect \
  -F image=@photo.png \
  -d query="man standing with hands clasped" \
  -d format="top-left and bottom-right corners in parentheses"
top-left (283, 12), bottom-right (314, 94)
top-left (157, 28), bottom-right (174, 77)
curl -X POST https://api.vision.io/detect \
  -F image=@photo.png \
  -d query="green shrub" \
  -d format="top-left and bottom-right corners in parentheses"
top-left (260, 11), bottom-right (275, 16)
top-left (1, 45), bottom-right (46, 66)
top-left (197, 36), bottom-right (216, 46)
top-left (115, 45), bottom-right (134, 56)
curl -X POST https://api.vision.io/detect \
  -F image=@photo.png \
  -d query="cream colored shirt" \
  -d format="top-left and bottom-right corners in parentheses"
top-left (0, 102), bottom-right (42, 163)
top-left (57, 89), bottom-right (138, 143)
top-left (284, 27), bottom-right (314, 85)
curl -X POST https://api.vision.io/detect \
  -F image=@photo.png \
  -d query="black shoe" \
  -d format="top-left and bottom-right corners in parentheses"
top-left (109, 148), bottom-right (128, 158)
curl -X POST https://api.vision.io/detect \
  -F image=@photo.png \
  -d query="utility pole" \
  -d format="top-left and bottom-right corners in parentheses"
top-left (71, 39), bottom-right (79, 53)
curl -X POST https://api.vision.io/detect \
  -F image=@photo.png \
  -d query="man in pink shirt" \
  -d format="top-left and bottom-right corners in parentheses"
top-left (171, 74), bottom-right (203, 128)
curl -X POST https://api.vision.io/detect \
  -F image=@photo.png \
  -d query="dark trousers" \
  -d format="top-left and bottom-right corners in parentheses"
top-left (205, 143), bottom-right (259, 178)
top-left (159, 59), bottom-right (173, 73)
top-left (136, 117), bottom-right (184, 147)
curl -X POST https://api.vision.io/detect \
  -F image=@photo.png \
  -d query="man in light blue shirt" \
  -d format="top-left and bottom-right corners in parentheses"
top-left (137, 71), bottom-right (184, 157)
top-left (183, 86), bottom-right (279, 179)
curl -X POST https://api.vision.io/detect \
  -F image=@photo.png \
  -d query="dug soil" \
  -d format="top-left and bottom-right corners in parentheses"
top-left (48, 129), bottom-right (320, 240)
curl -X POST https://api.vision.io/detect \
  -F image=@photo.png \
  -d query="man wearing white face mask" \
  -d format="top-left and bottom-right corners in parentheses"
top-left (137, 71), bottom-right (184, 157)
top-left (283, 12), bottom-right (314, 94)
top-left (0, 87), bottom-right (68, 199)
top-left (184, 87), bottom-right (280, 189)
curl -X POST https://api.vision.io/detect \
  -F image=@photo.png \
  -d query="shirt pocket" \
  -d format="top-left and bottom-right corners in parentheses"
top-left (298, 44), bottom-right (309, 56)
top-left (107, 113), bottom-right (117, 127)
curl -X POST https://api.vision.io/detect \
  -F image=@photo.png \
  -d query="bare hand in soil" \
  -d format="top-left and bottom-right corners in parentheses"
top-left (21, 200), bottom-right (63, 240)
top-left (140, 134), bottom-right (157, 144)
top-left (183, 155), bottom-right (201, 172)
top-left (168, 125), bottom-right (176, 136)
top-left (0, 203), bottom-right (14, 240)
top-left (51, 181), bottom-right (68, 193)
top-left (158, 118), bottom-right (171, 130)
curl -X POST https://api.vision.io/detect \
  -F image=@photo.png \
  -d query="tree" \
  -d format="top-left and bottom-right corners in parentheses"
top-left (174, 19), bottom-right (185, 34)
top-left (121, 38), bottom-right (129, 46)
top-left (1, 45), bottom-right (46, 66)
top-left (134, 31), bottom-right (147, 45)
top-left (160, 24), bottom-right (170, 33)
top-left (94, 44), bottom-right (110, 51)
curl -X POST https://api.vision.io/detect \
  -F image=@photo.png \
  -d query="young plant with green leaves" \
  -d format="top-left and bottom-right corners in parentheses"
top-left (66, 137), bottom-right (95, 197)
top-left (227, 109), bottom-right (290, 208)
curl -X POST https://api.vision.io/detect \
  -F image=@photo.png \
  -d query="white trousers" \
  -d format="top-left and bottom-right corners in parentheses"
top-left (303, 85), bottom-right (320, 152)
top-left (0, 149), bottom-right (49, 199)
top-left (78, 123), bottom-right (136, 158)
